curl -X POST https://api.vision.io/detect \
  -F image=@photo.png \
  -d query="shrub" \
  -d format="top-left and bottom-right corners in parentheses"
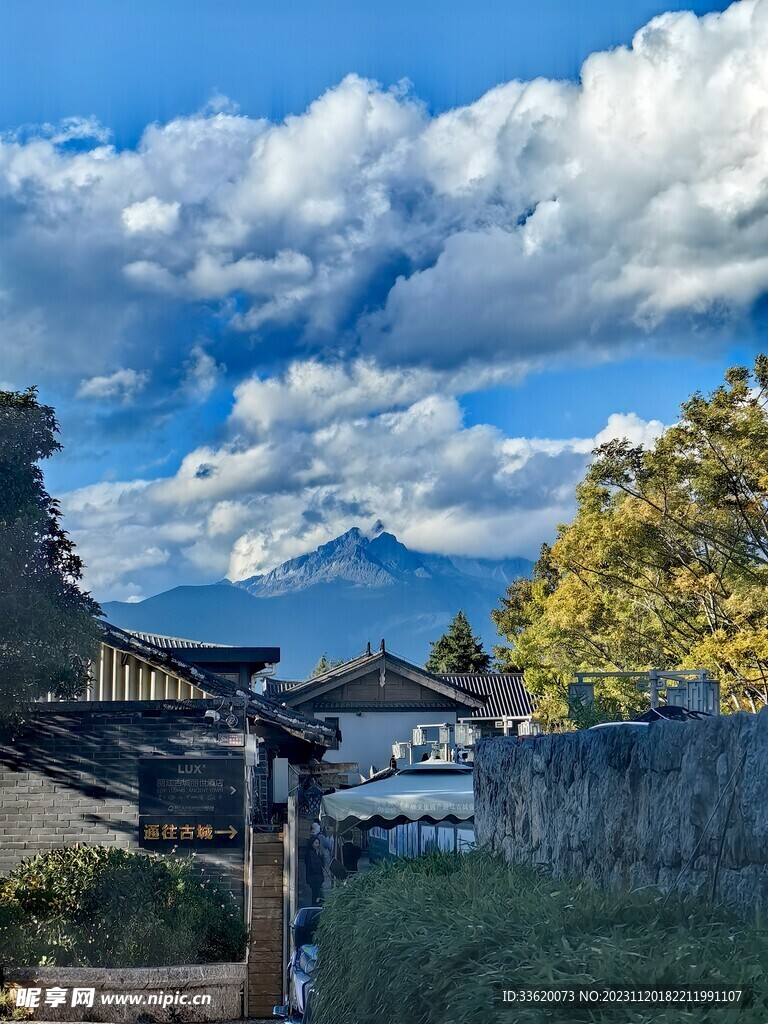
top-left (0, 986), bottom-right (31, 1020)
top-left (0, 846), bottom-right (247, 967)
top-left (313, 851), bottom-right (768, 1024)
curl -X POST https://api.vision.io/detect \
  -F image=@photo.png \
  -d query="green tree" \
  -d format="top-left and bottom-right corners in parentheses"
top-left (426, 610), bottom-right (490, 673)
top-left (311, 652), bottom-right (344, 677)
top-left (0, 388), bottom-right (102, 726)
top-left (493, 357), bottom-right (768, 717)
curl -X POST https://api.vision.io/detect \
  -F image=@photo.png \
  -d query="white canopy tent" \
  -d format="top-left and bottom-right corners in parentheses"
top-left (320, 760), bottom-right (474, 833)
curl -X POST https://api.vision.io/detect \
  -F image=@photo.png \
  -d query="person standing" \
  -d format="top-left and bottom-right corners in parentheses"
top-left (310, 820), bottom-right (334, 891)
top-left (305, 836), bottom-right (325, 905)
top-left (311, 821), bottom-right (333, 861)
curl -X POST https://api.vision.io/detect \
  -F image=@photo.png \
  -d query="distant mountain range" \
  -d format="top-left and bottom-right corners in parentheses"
top-left (103, 526), bottom-right (533, 679)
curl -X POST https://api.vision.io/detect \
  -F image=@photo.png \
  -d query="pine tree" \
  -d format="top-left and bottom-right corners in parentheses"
top-left (425, 610), bottom-right (490, 673)
top-left (0, 388), bottom-right (102, 726)
top-left (310, 652), bottom-right (343, 677)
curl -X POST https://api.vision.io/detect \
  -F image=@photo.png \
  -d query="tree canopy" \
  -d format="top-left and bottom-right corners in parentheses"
top-left (310, 652), bottom-right (344, 677)
top-left (0, 388), bottom-right (102, 725)
top-left (426, 610), bottom-right (490, 674)
top-left (494, 358), bottom-right (768, 719)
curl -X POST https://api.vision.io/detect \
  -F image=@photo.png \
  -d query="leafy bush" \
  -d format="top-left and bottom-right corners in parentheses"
top-left (0, 846), bottom-right (247, 966)
top-left (0, 986), bottom-right (31, 1021)
top-left (314, 851), bottom-right (768, 1024)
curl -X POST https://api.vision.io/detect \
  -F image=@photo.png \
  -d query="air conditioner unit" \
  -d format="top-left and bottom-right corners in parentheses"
top-left (455, 723), bottom-right (481, 746)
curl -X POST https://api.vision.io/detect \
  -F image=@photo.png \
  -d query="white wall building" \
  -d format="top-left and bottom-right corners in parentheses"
top-left (268, 643), bottom-right (533, 773)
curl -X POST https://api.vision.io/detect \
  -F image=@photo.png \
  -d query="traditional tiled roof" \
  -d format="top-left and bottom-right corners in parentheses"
top-left (265, 679), bottom-right (302, 696)
top-left (128, 631), bottom-right (228, 649)
top-left (102, 622), bottom-right (336, 746)
top-left (274, 646), bottom-right (485, 709)
top-left (440, 673), bottom-right (534, 719)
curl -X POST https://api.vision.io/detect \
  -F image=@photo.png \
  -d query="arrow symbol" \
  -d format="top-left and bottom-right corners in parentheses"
top-left (214, 825), bottom-right (238, 839)
top-left (229, 786), bottom-right (237, 796)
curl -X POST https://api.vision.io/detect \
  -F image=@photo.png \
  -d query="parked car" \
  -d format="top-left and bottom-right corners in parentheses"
top-left (274, 906), bottom-right (322, 1023)
top-left (589, 705), bottom-right (713, 730)
top-left (634, 705), bottom-right (713, 723)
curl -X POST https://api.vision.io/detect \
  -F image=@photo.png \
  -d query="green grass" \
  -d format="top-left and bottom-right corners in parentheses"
top-left (313, 851), bottom-right (768, 1024)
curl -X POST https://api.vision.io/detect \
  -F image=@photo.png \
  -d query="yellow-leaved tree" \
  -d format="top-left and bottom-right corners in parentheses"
top-left (494, 357), bottom-right (768, 724)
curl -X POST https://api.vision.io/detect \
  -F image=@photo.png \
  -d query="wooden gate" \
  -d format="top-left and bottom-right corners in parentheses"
top-left (247, 830), bottom-right (285, 1017)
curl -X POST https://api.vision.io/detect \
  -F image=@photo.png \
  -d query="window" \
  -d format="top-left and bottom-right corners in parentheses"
top-left (437, 826), bottom-right (455, 852)
top-left (456, 828), bottom-right (476, 853)
top-left (324, 716), bottom-right (340, 750)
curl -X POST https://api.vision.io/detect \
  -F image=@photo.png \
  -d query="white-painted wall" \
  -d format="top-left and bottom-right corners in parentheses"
top-left (314, 710), bottom-right (459, 774)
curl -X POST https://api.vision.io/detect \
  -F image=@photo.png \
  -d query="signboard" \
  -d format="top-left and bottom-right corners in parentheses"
top-left (138, 757), bottom-right (245, 849)
top-left (217, 731), bottom-right (245, 747)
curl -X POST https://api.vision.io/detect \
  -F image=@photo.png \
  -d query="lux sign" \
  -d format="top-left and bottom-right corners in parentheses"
top-left (138, 756), bottom-right (245, 850)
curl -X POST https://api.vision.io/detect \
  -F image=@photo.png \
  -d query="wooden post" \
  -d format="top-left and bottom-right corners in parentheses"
top-left (247, 831), bottom-right (285, 1018)
top-left (287, 777), bottom-right (299, 928)
top-left (99, 646), bottom-right (112, 701)
top-left (127, 656), bottom-right (140, 700)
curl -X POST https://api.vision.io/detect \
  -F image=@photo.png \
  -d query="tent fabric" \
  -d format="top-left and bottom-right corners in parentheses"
top-left (320, 761), bottom-right (474, 832)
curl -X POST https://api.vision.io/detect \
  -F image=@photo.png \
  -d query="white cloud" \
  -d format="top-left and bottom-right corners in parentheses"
top-left (2, 1), bottom-right (767, 389)
top-left (185, 250), bottom-right (312, 300)
top-left (594, 412), bottom-right (665, 448)
top-left (122, 197), bottom-right (180, 234)
top-left (77, 367), bottom-right (149, 402)
top-left (182, 345), bottom-right (224, 399)
top-left (7, 1), bottom-right (765, 599)
top-left (231, 359), bottom-right (454, 432)
top-left (61, 358), bottom-right (667, 599)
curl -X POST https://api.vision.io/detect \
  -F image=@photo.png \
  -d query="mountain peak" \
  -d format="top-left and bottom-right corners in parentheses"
top-left (105, 530), bottom-right (534, 677)
top-left (233, 526), bottom-right (533, 600)
top-left (338, 526), bottom-right (363, 539)
top-left (237, 525), bottom-right (396, 597)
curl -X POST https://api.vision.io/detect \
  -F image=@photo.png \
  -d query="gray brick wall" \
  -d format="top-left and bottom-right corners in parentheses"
top-left (0, 702), bottom-right (249, 909)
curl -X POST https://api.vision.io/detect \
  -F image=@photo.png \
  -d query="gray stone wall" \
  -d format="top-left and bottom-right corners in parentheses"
top-left (474, 709), bottom-right (768, 920)
top-left (0, 702), bottom-right (260, 908)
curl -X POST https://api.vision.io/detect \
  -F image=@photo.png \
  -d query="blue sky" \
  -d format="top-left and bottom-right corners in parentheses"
top-left (2, 0), bottom-right (765, 602)
top-left (2, 0), bottom-right (726, 143)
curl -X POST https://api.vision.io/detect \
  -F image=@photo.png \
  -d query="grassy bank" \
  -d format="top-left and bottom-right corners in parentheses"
top-left (313, 852), bottom-right (768, 1023)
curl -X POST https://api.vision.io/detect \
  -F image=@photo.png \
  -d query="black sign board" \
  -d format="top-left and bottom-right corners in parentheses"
top-left (138, 757), bottom-right (245, 850)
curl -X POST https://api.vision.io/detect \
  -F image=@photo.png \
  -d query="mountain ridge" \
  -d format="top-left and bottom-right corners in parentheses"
top-left (232, 526), bottom-right (532, 598)
top-left (104, 528), bottom-right (533, 677)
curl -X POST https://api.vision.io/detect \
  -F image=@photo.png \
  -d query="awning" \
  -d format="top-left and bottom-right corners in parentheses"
top-left (320, 760), bottom-right (474, 832)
